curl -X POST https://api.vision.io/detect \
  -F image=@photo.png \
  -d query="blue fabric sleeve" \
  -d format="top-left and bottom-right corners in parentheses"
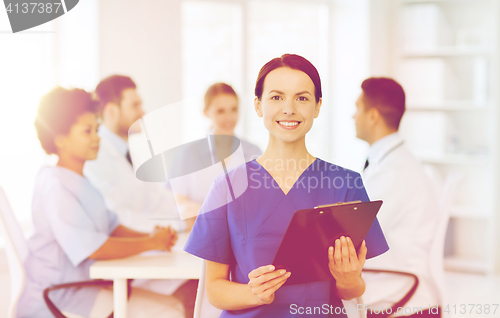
top-left (346, 175), bottom-right (389, 259)
top-left (184, 175), bottom-right (234, 264)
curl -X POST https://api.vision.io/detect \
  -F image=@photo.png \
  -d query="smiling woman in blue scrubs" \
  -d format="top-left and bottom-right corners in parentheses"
top-left (17, 87), bottom-right (183, 318)
top-left (184, 54), bottom-right (389, 317)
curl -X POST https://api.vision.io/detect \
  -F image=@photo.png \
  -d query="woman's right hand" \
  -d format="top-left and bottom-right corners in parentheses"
top-left (247, 265), bottom-right (291, 305)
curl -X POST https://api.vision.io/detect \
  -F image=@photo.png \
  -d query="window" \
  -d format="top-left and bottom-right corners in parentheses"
top-left (182, 0), bottom-right (372, 168)
top-left (0, 20), bottom-right (57, 230)
top-left (181, 0), bottom-right (332, 159)
top-left (181, 1), bottom-right (243, 142)
top-left (246, 0), bottom-right (329, 157)
top-left (0, 0), bottom-right (98, 238)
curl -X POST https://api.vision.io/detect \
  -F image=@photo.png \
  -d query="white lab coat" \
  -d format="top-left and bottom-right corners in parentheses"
top-left (361, 133), bottom-right (441, 314)
top-left (84, 127), bottom-right (184, 233)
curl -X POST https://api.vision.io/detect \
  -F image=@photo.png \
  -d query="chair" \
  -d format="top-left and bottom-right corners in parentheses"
top-left (0, 187), bottom-right (28, 318)
top-left (362, 269), bottom-right (419, 317)
top-left (193, 260), bottom-right (367, 318)
top-left (0, 187), bottom-right (116, 318)
top-left (361, 172), bottom-right (463, 318)
top-left (429, 172), bottom-right (464, 318)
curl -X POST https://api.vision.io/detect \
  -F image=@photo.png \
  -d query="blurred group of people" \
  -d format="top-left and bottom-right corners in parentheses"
top-left (17, 53), bottom-right (442, 318)
top-left (17, 75), bottom-right (261, 318)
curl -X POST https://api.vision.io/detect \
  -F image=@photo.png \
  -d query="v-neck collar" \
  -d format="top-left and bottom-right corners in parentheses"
top-left (251, 158), bottom-right (321, 196)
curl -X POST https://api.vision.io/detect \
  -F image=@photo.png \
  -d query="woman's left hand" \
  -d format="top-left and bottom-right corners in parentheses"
top-left (328, 236), bottom-right (367, 289)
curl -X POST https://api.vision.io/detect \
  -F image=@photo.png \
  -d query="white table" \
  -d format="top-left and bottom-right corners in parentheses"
top-left (89, 234), bottom-right (202, 318)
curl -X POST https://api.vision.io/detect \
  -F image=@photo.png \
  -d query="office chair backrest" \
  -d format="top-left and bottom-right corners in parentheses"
top-left (430, 172), bottom-right (464, 318)
top-left (0, 187), bottom-right (28, 318)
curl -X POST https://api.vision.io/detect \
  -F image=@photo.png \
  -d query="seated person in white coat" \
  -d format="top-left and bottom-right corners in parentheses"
top-left (353, 78), bottom-right (441, 317)
top-left (173, 83), bottom-right (262, 219)
top-left (84, 75), bottom-right (188, 233)
top-left (83, 75), bottom-right (197, 317)
top-left (17, 87), bottom-right (184, 318)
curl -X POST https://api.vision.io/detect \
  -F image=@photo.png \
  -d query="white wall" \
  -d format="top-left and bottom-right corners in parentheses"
top-left (0, 15), bottom-right (57, 229)
top-left (329, 0), bottom-right (371, 171)
top-left (56, 0), bottom-right (99, 90)
top-left (0, 0), bottom-right (100, 230)
top-left (369, 0), bottom-right (395, 77)
top-left (98, 0), bottom-right (183, 140)
top-left (97, 0), bottom-right (372, 172)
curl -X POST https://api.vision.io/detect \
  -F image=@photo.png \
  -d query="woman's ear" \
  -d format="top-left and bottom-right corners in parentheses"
top-left (313, 98), bottom-right (322, 118)
top-left (54, 135), bottom-right (66, 151)
top-left (254, 97), bottom-right (263, 117)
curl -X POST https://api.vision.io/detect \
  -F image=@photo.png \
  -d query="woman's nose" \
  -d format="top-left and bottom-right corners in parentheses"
top-left (282, 100), bottom-right (296, 115)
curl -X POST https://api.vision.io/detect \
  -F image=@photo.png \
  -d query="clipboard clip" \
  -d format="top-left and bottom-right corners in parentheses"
top-left (314, 200), bottom-right (362, 209)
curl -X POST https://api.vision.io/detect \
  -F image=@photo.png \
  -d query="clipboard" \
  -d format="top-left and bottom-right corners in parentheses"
top-left (272, 200), bottom-right (383, 286)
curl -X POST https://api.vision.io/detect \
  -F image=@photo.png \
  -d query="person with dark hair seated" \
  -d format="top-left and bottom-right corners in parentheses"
top-left (353, 78), bottom-right (441, 317)
top-left (17, 87), bottom-right (186, 318)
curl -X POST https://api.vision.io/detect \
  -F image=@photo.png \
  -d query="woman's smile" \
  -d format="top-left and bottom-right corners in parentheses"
top-left (276, 120), bottom-right (301, 130)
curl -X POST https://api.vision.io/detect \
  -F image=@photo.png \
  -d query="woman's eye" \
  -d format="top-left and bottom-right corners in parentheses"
top-left (271, 96), bottom-right (281, 101)
top-left (298, 96), bottom-right (308, 101)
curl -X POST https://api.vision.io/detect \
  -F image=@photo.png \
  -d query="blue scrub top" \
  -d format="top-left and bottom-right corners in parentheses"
top-left (184, 159), bottom-right (389, 318)
top-left (17, 166), bottom-right (119, 318)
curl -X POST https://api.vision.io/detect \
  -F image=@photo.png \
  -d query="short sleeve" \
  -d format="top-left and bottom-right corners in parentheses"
top-left (184, 175), bottom-right (234, 264)
top-left (45, 185), bottom-right (110, 267)
top-left (346, 176), bottom-right (389, 259)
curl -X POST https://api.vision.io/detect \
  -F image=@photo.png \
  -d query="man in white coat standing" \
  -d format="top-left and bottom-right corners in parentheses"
top-left (84, 75), bottom-right (196, 318)
top-left (353, 77), bottom-right (441, 317)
